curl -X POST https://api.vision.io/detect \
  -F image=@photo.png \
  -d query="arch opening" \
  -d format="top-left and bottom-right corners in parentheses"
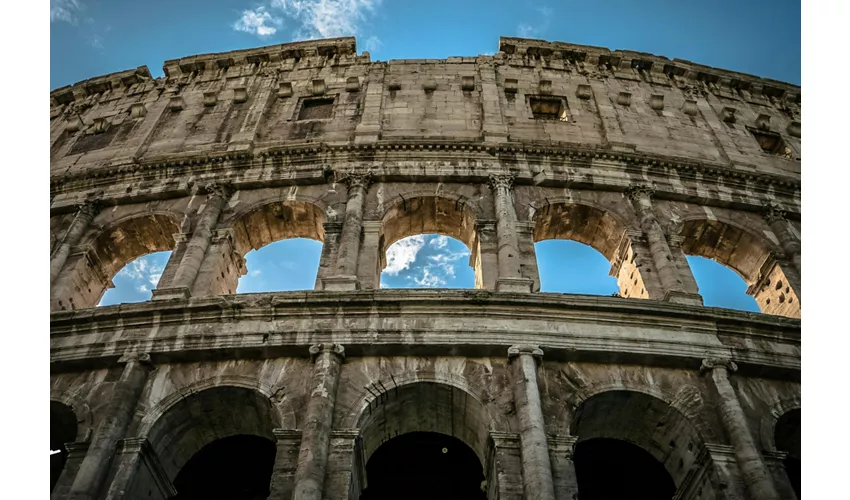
top-left (99, 251), bottom-right (171, 306)
top-left (171, 434), bottom-right (276, 500)
top-left (687, 255), bottom-right (760, 312)
top-left (379, 234), bottom-right (474, 289)
top-left (237, 238), bottom-right (323, 293)
top-left (52, 213), bottom-right (179, 310)
top-left (360, 431), bottom-right (486, 500)
top-left (574, 437), bottom-right (676, 500)
top-left (378, 196), bottom-right (482, 289)
top-left (571, 390), bottom-right (712, 498)
top-left (534, 240), bottom-right (618, 295)
top-left (50, 401), bottom-right (78, 492)
top-left (775, 409), bottom-right (801, 499)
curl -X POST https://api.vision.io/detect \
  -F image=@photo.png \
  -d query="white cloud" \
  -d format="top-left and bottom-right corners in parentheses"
top-left (51, 0), bottom-right (84, 24)
top-left (234, 7), bottom-right (282, 37)
top-left (516, 5), bottom-right (552, 39)
top-left (118, 255), bottom-right (166, 287)
top-left (137, 285), bottom-right (149, 293)
top-left (89, 34), bottom-right (104, 49)
top-left (413, 266), bottom-right (447, 287)
top-left (429, 235), bottom-right (448, 249)
top-left (272, 0), bottom-right (381, 39)
top-left (362, 35), bottom-right (382, 53)
top-left (384, 235), bottom-right (425, 275)
top-left (250, 269), bottom-right (262, 277)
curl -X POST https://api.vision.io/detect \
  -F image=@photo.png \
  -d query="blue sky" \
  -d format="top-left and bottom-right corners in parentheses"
top-left (51, 1), bottom-right (797, 313)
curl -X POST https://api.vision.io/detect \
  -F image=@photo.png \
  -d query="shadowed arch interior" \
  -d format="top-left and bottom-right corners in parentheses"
top-left (532, 202), bottom-right (626, 261)
top-left (774, 409), bottom-right (800, 499)
top-left (678, 219), bottom-right (772, 284)
top-left (232, 200), bottom-right (326, 256)
top-left (574, 437), bottom-right (676, 500)
top-left (571, 390), bottom-right (709, 494)
top-left (51, 401), bottom-right (78, 492)
top-left (144, 386), bottom-right (279, 483)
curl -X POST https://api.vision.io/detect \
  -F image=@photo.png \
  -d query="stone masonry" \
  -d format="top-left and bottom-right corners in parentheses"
top-left (50, 36), bottom-right (801, 500)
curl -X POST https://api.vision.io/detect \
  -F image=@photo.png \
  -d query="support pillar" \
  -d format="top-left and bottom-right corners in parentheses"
top-left (609, 229), bottom-right (666, 299)
top-left (101, 437), bottom-right (176, 500)
top-left (488, 432), bottom-right (524, 500)
top-left (268, 429), bottom-right (304, 500)
top-left (746, 254), bottom-right (801, 318)
top-left (325, 429), bottom-right (365, 500)
top-left (626, 186), bottom-right (702, 305)
top-left (292, 344), bottom-right (346, 500)
top-left (547, 436), bottom-right (579, 500)
top-left (51, 201), bottom-right (99, 285)
top-left (153, 184), bottom-right (232, 300)
top-left (701, 358), bottom-right (780, 500)
top-left (315, 222), bottom-right (343, 290)
top-left (762, 450), bottom-right (799, 500)
top-left (356, 221), bottom-right (383, 290)
top-left (153, 233), bottom-right (191, 290)
top-left (67, 353), bottom-right (152, 500)
top-left (472, 220), bottom-right (499, 290)
top-left (764, 205), bottom-right (801, 277)
top-left (516, 221), bottom-right (541, 292)
top-left (52, 442), bottom-right (90, 500)
top-left (508, 345), bottom-right (556, 500)
top-left (321, 173), bottom-right (371, 291)
top-left (490, 174), bottom-right (534, 293)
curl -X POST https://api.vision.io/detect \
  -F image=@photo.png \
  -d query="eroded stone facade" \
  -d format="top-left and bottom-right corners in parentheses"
top-left (50, 36), bottom-right (801, 500)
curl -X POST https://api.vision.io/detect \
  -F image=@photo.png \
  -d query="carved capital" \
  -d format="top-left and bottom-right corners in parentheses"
top-left (763, 203), bottom-right (787, 224)
top-left (488, 173), bottom-right (515, 192)
top-left (700, 358), bottom-right (738, 374)
top-left (341, 171), bottom-right (373, 192)
top-left (118, 352), bottom-right (153, 366)
top-left (75, 199), bottom-right (101, 221)
top-left (204, 182), bottom-right (234, 201)
top-left (625, 184), bottom-right (655, 204)
top-left (309, 343), bottom-right (345, 362)
top-left (508, 344), bottom-right (544, 361)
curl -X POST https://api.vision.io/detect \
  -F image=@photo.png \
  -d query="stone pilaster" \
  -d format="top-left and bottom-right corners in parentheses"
top-left (626, 186), bottom-right (703, 305)
top-left (152, 232), bottom-right (191, 290)
top-left (472, 220), bottom-right (499, 290)
top-left (356, 221), bottom-right (383, 290)
top-left (268, 429), bottom-right (303, 500)
top-left (515, 221), bottom-right (541, 292)
top-left (487, 432), bottom-right (524, 500)
top-left (50, 201), bottom-right (100, 285)
top-left (51, 442), bottom-right (90, 500)
top-left (508, 345), bottom-right (556, 500)
top-left (667, 234), bottom-right (701, 295)
top-left (292, 344), bottom-right (346, 500)
top-left (547, 435), bottom-right (578, 500)
top-left (67, 353), bottom-right (153, 500)
top-left (315, 222), bottom-right (343, 290)
top-left (324, 429), bottom-right (365, 500)
top-left (490, 174), bottom-right (533, 293)
top-left (187, 228), bottom-right (246, 297)
top-left (322, 172), bottom-right (371, 291)
top-left (764, 205), bottom-right (801, 277)
top-left (101, 437), bottom-right (176, 500)
top-left (154, 183), bottom-right (233, 300)
top-left (354, 65), bottom-right (386, 143)
top-left (479, 60), bottom-right (508, 142)
top-left (762, 450), bottom-right (799, 500)
top-left (701, 358), bottom-right (780, 500)
top-left (608, 228), bottom-right (665, 299)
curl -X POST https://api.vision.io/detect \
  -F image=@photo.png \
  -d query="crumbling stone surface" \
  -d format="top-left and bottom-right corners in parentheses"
top-left (50, 36), bottom-right (801, 500)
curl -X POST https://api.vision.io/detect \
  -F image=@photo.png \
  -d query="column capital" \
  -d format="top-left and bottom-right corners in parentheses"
top-left (625, 184), bottom-right (656, 203)
top-left (309, 343), bottom-right (345, 361)
top-left (75, 199), bottom-right (102, 220)
top-left (508, 344), bottom-right (544, 361)
top-left (700, 357), bottom-right (738, 374)
top-left (488, 173), bottom-right (516, 192)
top-left (763, 203), bottom-right (787, 224)
top-left (204, 181), bottom-right (234, 200)
top-left (339, 171), bottom-right (373, 192)
top-left (118, 352), bottom-right (153, 366)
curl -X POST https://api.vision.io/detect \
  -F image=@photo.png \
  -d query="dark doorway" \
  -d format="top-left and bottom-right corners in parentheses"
top-left (574, 438), bottom-right (676, 500)
top-left (775, 409), bottom-right (801, 499)
top-left (51, 402), bottom-right (78, 492)
top-left (172, 434), bottom-right (276, 500)
top-left (361, 432), bottom-right (486, 500)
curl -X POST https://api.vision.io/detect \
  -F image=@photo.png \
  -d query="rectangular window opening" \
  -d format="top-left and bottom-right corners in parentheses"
top-left (297, 98), bottom-right (334, 120)
top-left (529, 96), bottom-right (569, 121)
top-left (750, 128), bottom-right (788, 156)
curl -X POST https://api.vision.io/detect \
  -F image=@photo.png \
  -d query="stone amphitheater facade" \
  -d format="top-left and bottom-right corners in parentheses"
top-left (49, 37), bottom-right (801, 500)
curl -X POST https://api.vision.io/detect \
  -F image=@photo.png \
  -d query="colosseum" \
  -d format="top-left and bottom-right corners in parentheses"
top-left (49, 36), bottom-right (801, 500)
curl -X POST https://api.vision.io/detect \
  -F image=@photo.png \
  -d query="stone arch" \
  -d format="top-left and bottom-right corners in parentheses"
top-left (51, 211), bottom-right (181, 310)
top-left (139, 383), bottom-right (282, 482)
top-left (530, 199), bottom-right (631, 261)
top-left (376, 193), bottom-right (482, 288)
top-left (760, 397), bottom-right (802, 453)
top-left (50, 390), bottom-right (93, 442)
top-left (569, 388), bottom-right (716, 494)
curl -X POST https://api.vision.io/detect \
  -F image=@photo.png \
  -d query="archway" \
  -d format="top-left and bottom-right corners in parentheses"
top-left (98, 251), bottom-right (171, 306)
top-left (775, 409), bottom-right (801, 499)
top-left (379, 234), bottom-right (474, 289)
top-left (378, 196), bottom-right (482, 289)
top-left (51, 401), bottom-right (78, 491)
top-left (141, 386), bottom-right (279, 497)
top-left (51, 213), bottom-right (180, 310)
top-left (571, 390), bottom-right (714, 498)
top-left (574, 438), bottom-right (675, 500)
top-left (532, 202), bottom-right (632, 297)
top-left (361, 432), bottom-right (486, 500)
top-left (237, 238), bottom-right (323, 292)
top-left (687, 255), bottom-right (760, 312)
top-left (677, 218), bottom-right (800, 317)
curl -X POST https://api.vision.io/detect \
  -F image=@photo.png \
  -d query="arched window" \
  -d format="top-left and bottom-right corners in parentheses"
top-left (686, 255), bottom-right (759, 312)
top-left (574, 438), bottom-right (675, 499)
top-left (535, 240), bottom-right (618, 295)
top-left (237, 238), bottom-right (322, 293)
top-left (98, 251), bottom-right (171, 306)
top-left (379, 234), bottom-right (474, 289)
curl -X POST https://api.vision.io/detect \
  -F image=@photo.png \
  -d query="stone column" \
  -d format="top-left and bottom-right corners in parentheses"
top-left (68, 353), bottom-right (152, 500)
top-left (315, 222), bottom-right (343, 290)
top-left (293, 344), bottom-right (346, 500)
top-left (322, 173), bottom-right (371, 291)
top-left (356, 221), bottom-right (383, 290)
top-left (50, 201), bottom-right (99, 285)
top-left (764, 205), bottom-right (801, 277)
top-left (268, 429), bottom-right (304, 500)
top-left (701, 359), bottom-right (779, 500)
top-left (154, 184), bottom-right (232, 300)
top-left (626, 186), bottom-right (702, 305)
top-left (508, 345), bottom-right (556, 500)
top-left (490, 174), bottom-right (533, 292)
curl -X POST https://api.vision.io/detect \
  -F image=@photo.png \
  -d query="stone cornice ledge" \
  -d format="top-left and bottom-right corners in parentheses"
top-left (50, 291), bottom-right (800, 378)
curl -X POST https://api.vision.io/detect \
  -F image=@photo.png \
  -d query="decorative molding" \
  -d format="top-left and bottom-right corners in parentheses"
top-left (763, 203), bottom-right (787, 224)
top-left (508, 344), bottom-right (544, 361)
top-left (117, 352), bottom-right (152, 366)
top-left (649, 94), bottom-right (664, 110)
top-left (625, 184), bottom-right (655, 203)
top-left (700, 357), bottom-right (738, 374)
top-left (488, 173), bottom-right (515, 191)
top-left (309, 343), bottom-right (345, 361)
top-left (278, 82), bottom-right (293, 98)
top-left (575, 84), bottom-right (592, 100)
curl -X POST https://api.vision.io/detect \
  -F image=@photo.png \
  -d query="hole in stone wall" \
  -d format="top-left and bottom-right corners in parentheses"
top-left (686, 256), bottom-right (759, 313)
top-left (574, 438), bottom-right (676, 500)
top-left (750, 128), bottom-right (790, 156)
top-left (535, 240), bottom-right (618, 295)
top-left (379, 234), bottom-right (474, 289)
top-left (528, 96), bottom-right (569, 121)
top-left (98, 251), bottom-right (171, 307)
top-left (237, 238), bottom-right (322, 293)
top-left (297, 97), bottom-right (334, 120)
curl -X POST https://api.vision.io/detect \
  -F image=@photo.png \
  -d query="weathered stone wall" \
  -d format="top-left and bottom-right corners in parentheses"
top-left (50, 36), bottom-right (801, 500)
